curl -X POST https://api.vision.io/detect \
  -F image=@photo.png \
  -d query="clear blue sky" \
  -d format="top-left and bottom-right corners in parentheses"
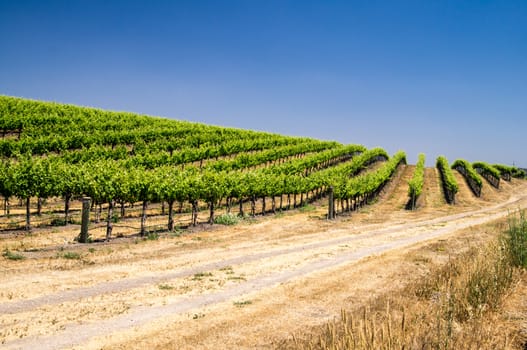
top-left (1, 0), bottom-right (526, 166)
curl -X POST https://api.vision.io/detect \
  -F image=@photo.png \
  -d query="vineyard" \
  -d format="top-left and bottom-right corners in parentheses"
top-left (2, 95), bottom-right (527, 349)
top-left (1, 95), bottom-right (525, 239)
top-left (0, 96), bottom-right (413, 241)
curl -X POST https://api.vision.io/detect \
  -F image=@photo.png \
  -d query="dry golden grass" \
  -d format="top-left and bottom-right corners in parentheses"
top-left (290, 221), bottom-right (527, 350)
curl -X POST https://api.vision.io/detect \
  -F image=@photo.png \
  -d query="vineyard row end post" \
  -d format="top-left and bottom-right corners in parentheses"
top-left (79, 197), bottom-right (91, 243)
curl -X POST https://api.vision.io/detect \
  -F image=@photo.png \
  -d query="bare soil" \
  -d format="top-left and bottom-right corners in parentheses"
top-left (1, 166), bottom-right (527, 349)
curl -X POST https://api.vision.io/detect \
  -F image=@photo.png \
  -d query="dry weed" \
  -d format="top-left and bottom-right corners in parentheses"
top-left (290, 217), bottom-right (527, 350)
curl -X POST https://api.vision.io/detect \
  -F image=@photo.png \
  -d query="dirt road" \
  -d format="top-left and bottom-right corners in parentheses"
top-left (1, 171), bottom-right (527, 349)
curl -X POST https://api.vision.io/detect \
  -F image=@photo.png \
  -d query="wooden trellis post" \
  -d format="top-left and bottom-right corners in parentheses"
top-left (328, 186), bottom-right (335, 220)
top-left (79, 197), bottom-right (91, 243)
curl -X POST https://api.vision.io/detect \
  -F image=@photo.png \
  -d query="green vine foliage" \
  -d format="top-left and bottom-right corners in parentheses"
top-left (408, 153), bottom-right (426, 209)
top-left (5, 95), bottom-right (518, 234)
top-left (452, 159), bottom-right (483, 187)
top-left (451, 159), bottom-right (484, 197)
top-left (436, 156), bottom-right (458, 204)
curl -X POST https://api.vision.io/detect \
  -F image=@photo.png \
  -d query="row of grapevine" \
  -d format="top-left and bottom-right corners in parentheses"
top-left (513, 168), bottom-right (527, 179)
top-left (436, 156), bottom-right (458, 204)
top-left (451, 159), bottom-right (483, 197)
top-left (56, 139), bottom-right (338, 170)
top-left (472, 162), bottom-right (500, 189)
top-left (493, 164), bottom-right (527, 180)
top-left (265, 145), bottom-right (372, 177)
top-left (0, 142), bottom-right (354, 229)
top-left (493, 164), bottom-right (514, 181)
top-left (0, 95), bottom-right (329, 158)
top-left (408, 153), bottom-right (426, 210)
top-left (329, 151), bottom-right (406, 215)
top-left (0, 130), bottom-right (325, 158)
top-left (0, 95), bottom-right (246, 136)
top-left (0, 145), bottom-right (386, 235)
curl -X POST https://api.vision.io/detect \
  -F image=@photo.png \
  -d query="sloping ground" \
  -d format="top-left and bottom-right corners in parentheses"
top-left (453, 170), bottom-right (482, 207)
top-left (422, 167), bottom-right (445, 209)
top-left (378, 164), bottom-right (415, 210)
top-left (480, 174), bottom-right (512, 200)
top-left (1, 178), bottom-right (527, 349)
top-left (452, 169), bottom-right (519, 209)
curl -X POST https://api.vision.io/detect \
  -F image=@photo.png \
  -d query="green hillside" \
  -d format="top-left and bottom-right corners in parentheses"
top-left (2, 95), bottom-right (522, 239)
top-left (1, 96), bottom-right (406, 237)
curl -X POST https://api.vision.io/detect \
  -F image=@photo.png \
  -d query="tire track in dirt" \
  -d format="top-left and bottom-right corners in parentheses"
top-left (4, 193), bottom-right (527, 350)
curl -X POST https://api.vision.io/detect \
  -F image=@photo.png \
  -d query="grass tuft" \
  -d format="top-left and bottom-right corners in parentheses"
top-left (506, 210), bottom-right (527, 268)
top-left (192, 272), bottom-right (213, 281)
top-left (58, 251), bottom-right (82, 260)
top-left (2, 248), bottom-right (25, 261)
top-left (299, 204), bottom-right (316, 212)
top-left (158, 284), bottom-right (175, 290)
top-left (214, 213), bottom-right (240, 225)
top-left (233, 300), bottom-right (252, 307)
top-left (147, 232), bottom-right (159, 240)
